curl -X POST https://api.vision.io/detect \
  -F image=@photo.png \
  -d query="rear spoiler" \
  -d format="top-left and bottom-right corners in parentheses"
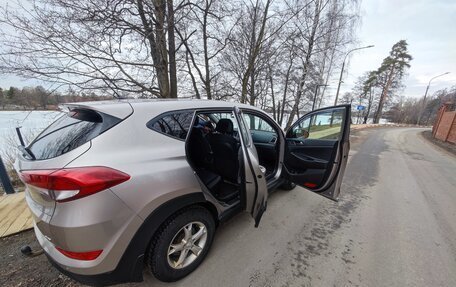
top-left (59, 100), bottom-right (133, 119)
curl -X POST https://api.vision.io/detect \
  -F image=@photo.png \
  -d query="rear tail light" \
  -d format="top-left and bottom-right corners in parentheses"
top-left (56, 247), bottom-right (102, 260)
top-left (19, 166), bottom-right (130, 202)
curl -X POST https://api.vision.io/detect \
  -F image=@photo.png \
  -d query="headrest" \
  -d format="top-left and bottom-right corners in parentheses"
top-left (215, 118), bottom-right (234, 134)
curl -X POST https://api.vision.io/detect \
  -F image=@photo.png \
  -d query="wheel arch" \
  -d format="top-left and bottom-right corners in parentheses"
top-left (103, 192), bottom-right (219, 284)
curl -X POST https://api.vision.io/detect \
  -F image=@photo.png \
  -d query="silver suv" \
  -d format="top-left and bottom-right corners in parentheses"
top-left (15, 99), bottom-right (350, 285)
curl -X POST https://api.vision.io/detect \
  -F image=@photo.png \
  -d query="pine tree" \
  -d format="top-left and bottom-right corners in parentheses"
top-left (362, 71), bottom-right (378, 124)
top-left (373, 40), bottom-right (412, 123)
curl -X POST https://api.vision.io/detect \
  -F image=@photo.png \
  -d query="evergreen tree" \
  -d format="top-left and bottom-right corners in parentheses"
top-left (6, 86), bottom-right (18, 100)
top-left (361, 71), bottom-right (379, 124)
top-left (373, 40), bottom-right (412, 123)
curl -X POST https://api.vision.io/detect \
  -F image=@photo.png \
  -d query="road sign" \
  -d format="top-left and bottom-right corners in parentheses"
top-left (356, 105), bottom-right (365, 111)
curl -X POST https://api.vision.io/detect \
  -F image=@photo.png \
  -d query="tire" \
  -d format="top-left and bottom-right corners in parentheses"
top-left (148, 206), bottom-right (216, 282)
top-left (280, 180), bottom-right (296, 191)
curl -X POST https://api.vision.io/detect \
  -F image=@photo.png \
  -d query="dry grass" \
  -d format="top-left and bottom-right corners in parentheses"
top-left (0, 129), bottom-right (37, 194)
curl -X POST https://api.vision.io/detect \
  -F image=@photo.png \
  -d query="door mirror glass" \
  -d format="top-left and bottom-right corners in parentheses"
top-left (295, 128), bottom-right (309, 139)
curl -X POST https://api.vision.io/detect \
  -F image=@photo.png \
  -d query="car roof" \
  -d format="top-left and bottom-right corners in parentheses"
top-left (62, 98), bottom-right (263, 118)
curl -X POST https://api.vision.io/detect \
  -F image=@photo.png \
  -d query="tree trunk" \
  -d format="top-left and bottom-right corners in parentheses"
top-left (374, 68), bottom-right (394, 123)
top-left (249, 65), bottom-right (256, 105)
top-left (279, 61), bottom-right (293, 126)
top-left (240, 0), bottom-right (271, 104)
top-left (363, 87), bottom-right (373, 124)
top-left (285, 0), bottom-right (321, 129)
top-left (167, 0), bottom-right (177, 98)
top-left (269, 73), bottom-right (276, 121)
top-left (202, 4), bottom-right (212, 99)
top-left (138, 0), bottom-right (170, 98)
top-left (185, 50), bottom-right (200, 99)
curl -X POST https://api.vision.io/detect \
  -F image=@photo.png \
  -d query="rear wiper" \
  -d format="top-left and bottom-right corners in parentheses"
top-left (18, 145), bottom-right (36, 160)
top-left (16, 127), bottom-right (36, 160)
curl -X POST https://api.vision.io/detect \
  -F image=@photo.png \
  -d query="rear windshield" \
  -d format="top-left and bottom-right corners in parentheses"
top-left (27, 108), bottom-right (121, 160)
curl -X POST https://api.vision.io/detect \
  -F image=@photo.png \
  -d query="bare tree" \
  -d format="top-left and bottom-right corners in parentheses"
top-left (284, 0), bottom-right (324, 128)
top-left (0, 0), bottom-right (185, 98)
top-left (175, 0), bottom-right (235, 99)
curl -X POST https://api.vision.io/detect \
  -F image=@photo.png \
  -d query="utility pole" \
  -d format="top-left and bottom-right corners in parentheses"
top-left (334, 45), bottom-right (375, 105)
top-left (416, 72), bottom-right (450, 125)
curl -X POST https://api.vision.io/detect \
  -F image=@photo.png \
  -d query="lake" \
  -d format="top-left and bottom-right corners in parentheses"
top-left (0, 111), bottom-right (62, 155)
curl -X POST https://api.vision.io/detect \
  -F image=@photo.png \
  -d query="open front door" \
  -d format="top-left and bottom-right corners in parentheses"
top-left (283, 105), bottom-right (351, 200)
top-left (233, 107), bottom-right (268, 227)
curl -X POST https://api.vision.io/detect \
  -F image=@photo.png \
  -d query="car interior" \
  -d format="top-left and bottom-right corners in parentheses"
top-left (186, 111), bottom-right (280, 205)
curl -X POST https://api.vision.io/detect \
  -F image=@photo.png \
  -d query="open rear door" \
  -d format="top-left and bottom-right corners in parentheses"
top-left (233, 107), bottom-right (268, 227)
top-left (283, 105), bottom-right (351, 200)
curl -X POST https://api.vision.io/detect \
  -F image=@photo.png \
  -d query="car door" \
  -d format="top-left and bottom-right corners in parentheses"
top-left (283, 105), bottom-right (351, 200)
top-left (233, 107), bottom-right (268, 227)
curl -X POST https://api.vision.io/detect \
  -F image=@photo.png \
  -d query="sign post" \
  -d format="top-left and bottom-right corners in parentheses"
top-left (0, 156), bottom-right (15, 194)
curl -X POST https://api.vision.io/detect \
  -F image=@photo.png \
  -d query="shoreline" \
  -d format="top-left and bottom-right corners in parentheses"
top-left (0, 109), bottom-right (58, 112)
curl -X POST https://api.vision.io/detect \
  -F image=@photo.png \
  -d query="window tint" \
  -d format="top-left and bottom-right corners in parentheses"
top-left (28, 109), bottom-right (120, 160)
top-left (148, 111), bottom-right (194, 140)
top-left (288, 108), bottom-right (344, 140)
top-left (243, 113), bottom-right (276, 133)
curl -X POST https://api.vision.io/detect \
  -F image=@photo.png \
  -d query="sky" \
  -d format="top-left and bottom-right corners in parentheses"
top-left (0, 0), bottom-right (455, 101)
top-left (335, 0), bottom-right (455, 101)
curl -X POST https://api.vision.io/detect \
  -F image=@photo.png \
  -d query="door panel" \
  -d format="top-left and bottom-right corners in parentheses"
top-left (284, 105), bottom-right (351, 200)
top-left (254, 143), bottom-right (277, 172)
top-left (234, 107), bottom-right (268, 227)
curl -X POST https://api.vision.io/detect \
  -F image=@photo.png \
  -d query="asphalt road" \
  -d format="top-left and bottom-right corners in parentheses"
top-left (138, 127), bottom-right (456, 287)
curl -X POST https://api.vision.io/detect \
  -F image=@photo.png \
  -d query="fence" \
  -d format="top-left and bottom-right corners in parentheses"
top-left (432, 103), bottom-right (456, 144)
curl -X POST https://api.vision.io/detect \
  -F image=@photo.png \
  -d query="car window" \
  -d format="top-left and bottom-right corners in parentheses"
top-left (208, 112), bottom-right (239, 130)
top-left (28, 109), bottom-right (120, 160)
top-left (148, 111), bottom-right (194, 140)
top-left (308, 109), bottom-right (343, 140)
top-left (288, 108), bottom-right (344, 140)
top-left (243, 113), bottom-right (276, 133)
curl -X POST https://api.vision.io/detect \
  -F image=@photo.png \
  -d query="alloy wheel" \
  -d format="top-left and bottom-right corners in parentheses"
top-left (167, 221), bottom-right (208, 269)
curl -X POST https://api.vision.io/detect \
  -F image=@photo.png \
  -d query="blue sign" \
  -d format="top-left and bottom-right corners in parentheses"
top-left (356, 105), bottom-right (365, 111)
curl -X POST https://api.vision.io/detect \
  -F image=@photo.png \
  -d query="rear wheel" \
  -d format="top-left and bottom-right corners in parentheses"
top-left (148, 207), bottom-right (215, 282)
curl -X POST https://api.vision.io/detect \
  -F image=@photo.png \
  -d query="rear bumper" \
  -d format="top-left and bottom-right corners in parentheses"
top-left (45, 250), bottom-right (143, 286)
top-left (34, 220), bottom-right (144, 286)
top-left (37, 193), bottom-right (211, 285)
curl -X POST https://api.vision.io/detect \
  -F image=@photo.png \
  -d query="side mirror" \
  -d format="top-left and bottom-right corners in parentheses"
top-left (287, 128), bottom-right (309, 139)
top-left (295, 129), bottom-right (309, 139)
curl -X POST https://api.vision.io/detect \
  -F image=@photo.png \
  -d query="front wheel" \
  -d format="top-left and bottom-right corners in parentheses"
top-left (280, 180), bottom-right (296, 191)
top-left (148, 207), bottom-right (215, 282)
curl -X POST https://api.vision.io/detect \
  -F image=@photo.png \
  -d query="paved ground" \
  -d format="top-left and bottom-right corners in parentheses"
top-left (137, 127), bottom-right (456, 287)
